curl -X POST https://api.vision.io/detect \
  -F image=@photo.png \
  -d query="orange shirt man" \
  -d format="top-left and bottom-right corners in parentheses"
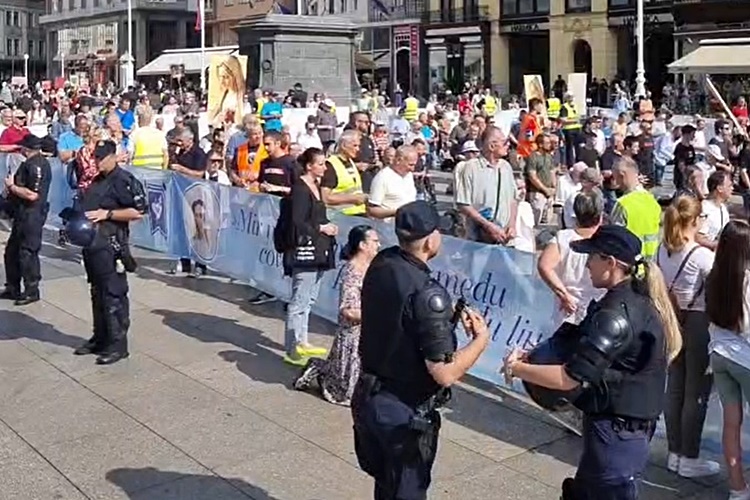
top-left (517, 98), bottom-right (544, 159)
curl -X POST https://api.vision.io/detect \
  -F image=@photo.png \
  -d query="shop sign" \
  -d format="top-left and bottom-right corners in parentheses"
top-left (499, 21), bottom-right (550, 34)
top-left (410, 25), bottom-right (419, 65)
top-left (609, 13), bottom-right (673, 28)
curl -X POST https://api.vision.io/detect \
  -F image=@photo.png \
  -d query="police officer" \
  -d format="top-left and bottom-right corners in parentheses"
top-left (1, 135), bottom-right (51, 305)
top-left (502, 225), bottom-right (682, 500)
top-left (352, 200), bottom-right (490, 499)
top-left (72, 140), bottom-right (147, 365)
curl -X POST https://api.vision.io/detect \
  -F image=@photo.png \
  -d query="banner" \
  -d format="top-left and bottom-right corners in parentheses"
top-left (0, 153), bottom-right (743, 459)
top-left (567, 73), bottom-right (588, 117)
top-left (523, 75), bottom-right (545, 112)
top-left (207, 54), bottom-right (248, 126)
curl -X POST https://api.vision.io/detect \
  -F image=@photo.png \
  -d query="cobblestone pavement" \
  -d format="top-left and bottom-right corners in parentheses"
top-left (0, 229), bottom-right (736, 500)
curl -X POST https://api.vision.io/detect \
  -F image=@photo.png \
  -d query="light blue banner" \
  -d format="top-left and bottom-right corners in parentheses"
top-left (0, 153), bottom-right (740, 458)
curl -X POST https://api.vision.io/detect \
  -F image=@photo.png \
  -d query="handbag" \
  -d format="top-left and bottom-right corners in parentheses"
top-left (657, 244), bottom-right (700, 323)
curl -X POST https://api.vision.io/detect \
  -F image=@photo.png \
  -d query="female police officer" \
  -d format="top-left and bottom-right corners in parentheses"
top-left (503, 225), bottom-right (682, 500)
top-left (71, 140), bottom-right (147, 365)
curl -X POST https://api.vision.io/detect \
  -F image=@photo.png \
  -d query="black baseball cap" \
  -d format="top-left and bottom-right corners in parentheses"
top-left (395, 200), bottom-right (451, 242)
top-left (570, 225), bottom-right (643, 266)
top-left (93, 140), bottom-right (117, 161)
top-left (18, 134), bottom-right (42, 150)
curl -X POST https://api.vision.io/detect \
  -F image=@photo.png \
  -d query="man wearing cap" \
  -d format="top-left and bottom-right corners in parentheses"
top-left (504, 224), bottom-right (677, 500)
top-left (73, 140), bottom-right (148, 365)
top-left (353, 200), bottom-right (490, 499)
top-left (0, 109), bottom-right (30, 152)
top-left (1, 135), bottom-right (51, 305)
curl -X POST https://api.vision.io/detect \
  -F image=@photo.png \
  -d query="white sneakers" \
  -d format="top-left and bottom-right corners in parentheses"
top-left (667, 452), bottom-right (721, 478)
top-left (729, 488), bottom-right (750, 500)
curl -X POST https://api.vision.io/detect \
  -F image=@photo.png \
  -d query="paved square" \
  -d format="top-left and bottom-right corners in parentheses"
top-left (0, 231), bottom-right (732, 499)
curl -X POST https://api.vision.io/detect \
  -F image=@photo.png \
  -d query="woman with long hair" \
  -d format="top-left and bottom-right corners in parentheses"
top-left (503, 225), bottom-right (682, 498)
top-left (28, 100), bottom-right (47, 126)
top-left (293, 225), bottom-right (381, 405)
top-left (706, 220), bottom-right (750, 500)
top-left (658, 195), bottom-right (718, 477)
top-left (208, 56), bottom-right (245, 126)
top-left (282, 147), bottom-right (338, 365)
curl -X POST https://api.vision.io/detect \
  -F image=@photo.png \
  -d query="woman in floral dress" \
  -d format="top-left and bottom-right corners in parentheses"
top-left (293, 225), bottom-right (380, 406)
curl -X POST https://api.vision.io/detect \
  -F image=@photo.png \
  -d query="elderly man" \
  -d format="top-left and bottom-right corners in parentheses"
top-left (562, 167), bottom-right (602, 229)
top-left (226, 113), bottom-right (260, 163)
top-left (129, 110), bottom-right (168, 169)
top-left (58, 114), bottom-right (90, 164)
top-left (321, 129), bottom-right (368, 216)
top-left (229, 122), bottom-right (266, 190)
top-left (456, 127), bottom-right (519, 245)
top-left (367, 145), bottom-right (418, 221)
top-left (0, 110), bottom-right (30, 152)
top-left (0, 108), bottom-right (12, 136)
top-left (170, 128), bottom-right (207, 179)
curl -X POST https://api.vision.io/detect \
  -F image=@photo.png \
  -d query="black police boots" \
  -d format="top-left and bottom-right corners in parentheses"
top-left (0, 287), bottom-right (20, 300)
top-left (14, 288), bottom-right (40, 306)
top-left (95, 351), bottom-right (130, 365)
top-left (73, 340), bottom-right (102, 356)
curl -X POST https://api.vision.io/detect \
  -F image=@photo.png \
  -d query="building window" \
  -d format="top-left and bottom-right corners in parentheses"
top-left (502, 0), bottom-right (549, 16)
top-left (5, 11), bottom-right (12, 25)
top-left (81, 0), bottom-right (87, 8)
top-left (566, 0), bottom-right (591, 12)
top-left (6, 39), bottom-right (11, 56)
top-left (29, 40), bottom-right (34, 56)
top-left (224, 0), bottom-right (233, 5)
top-left (39, 40), bottom-right (45, 58)
top-left (609, 0), bottom-right (630, 5)
top-left (13, 39), bottom-right (19, 56)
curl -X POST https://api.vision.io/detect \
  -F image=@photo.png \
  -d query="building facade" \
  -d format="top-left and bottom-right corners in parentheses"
top-left (0, 0), bottom-right (47, 81)
top-left (40, 0), bottom-right (200, 83)
top-left (210, 0), bottom-right (296, 47)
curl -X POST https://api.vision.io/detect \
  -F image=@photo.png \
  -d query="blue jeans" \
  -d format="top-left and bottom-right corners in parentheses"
top-left (284, 270), bottom-right (324, 355)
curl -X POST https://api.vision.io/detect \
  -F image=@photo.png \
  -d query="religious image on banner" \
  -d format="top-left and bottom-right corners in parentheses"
top-left (207, 54), bottom-right (247, 126)
top-left (147, 183), bottom-right (167, 237)
top-left (181, 182), bottom-right (221, 262)
top-left (523, 75), bottom-right (545, 109)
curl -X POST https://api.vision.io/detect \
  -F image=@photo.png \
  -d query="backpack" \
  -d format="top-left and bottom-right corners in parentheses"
top-left (273, 196), bottom-right (294, 254)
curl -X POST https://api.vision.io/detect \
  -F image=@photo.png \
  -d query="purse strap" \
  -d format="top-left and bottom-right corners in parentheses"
top-left (489, 159), bottom-right (503, 224)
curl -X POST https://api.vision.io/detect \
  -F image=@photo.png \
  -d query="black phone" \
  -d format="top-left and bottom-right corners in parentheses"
top-left (451, 297), bottom-right (468, 326)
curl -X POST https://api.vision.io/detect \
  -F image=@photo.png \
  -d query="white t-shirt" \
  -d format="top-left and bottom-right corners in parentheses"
top-left (368, 166), bottom-right (417, 221)
top-left (657, 242), bottom-right (714, 311)
top-left (693, 130), bottom-right (707, 152)
top-left (205, 169), bottom-right (231, 186)
top-left (594, 129), bottom-right (606, 156)
top-left (297, 131), bottom-right (323, 151)
top-left (709, 271), bottom-right (750, 371)
top-left (552, 228), bottom-right (604, 327)
top-left (555, 173), bottom-right (580, 207)
top-left (694, 161), bottom-right (715, 195)
top-left (562, 191), bottom-right (580, 229)
top-left (699, 198), bottom-right (729, 242)
top-left (509, 200), bottom-right (535, 253)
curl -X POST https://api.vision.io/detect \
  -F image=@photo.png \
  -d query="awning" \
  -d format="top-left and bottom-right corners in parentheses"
top-left (136, 46), bottom-right (239, 77)
top-left (355, 52), bottom-right (377, 71)
top-left (668, 39), bottom-right (750, 74)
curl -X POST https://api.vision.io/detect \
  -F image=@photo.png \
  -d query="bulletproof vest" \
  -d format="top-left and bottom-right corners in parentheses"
top-left (577, 292), bottom-right (667, 421)
top-left (359, 247), bottom-right (440, 406)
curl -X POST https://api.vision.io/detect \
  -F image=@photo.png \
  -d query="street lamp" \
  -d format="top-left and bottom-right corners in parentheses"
top-left (634, 0), bottom-right (646, 98)
top-left (23, 53), bottom-right (29, 84)
top-left (124, 0), bottom-right (134, 87)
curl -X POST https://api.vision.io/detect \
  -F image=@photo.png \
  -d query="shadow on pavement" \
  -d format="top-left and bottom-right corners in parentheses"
top-left (106, 467), bottom-right (281, 499)
top-left (0, 309), bottom-right (84, 349)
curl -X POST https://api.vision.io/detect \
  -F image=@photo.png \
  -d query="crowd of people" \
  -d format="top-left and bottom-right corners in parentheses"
top-left (7, 74), bottom-right (750, 498)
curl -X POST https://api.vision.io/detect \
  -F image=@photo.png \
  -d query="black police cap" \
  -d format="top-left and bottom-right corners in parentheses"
top-left (94, 140), bottom-right (118, 161)
top-left (395, 200), bottom-right (451, 242)
top-left (569, 224), bottom-right (643, 266)
top-left (18, 134), bottom-right (42, 150)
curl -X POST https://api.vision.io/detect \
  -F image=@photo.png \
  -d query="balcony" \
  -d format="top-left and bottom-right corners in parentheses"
top-left (422, 5), bottom-right (490, 25)
top-left (367, 0), bottom-right (424, 23)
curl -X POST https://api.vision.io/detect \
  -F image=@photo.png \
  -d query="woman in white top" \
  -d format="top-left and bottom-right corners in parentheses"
top-left (28, 100), bottom-right (47, 125)
top-left (658, 195), bottom-right (719, 479)
top-left (706, 220), bottom-right (750, 500)
top-left (538, 189), bottom-right (604, 329)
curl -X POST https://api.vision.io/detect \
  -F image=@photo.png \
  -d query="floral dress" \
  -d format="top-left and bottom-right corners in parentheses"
top-left (319, 262), bottom-right (364, 405)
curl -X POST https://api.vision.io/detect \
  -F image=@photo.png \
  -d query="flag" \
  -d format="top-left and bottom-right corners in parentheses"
top-left (195, 0), bottom-right (204, 32)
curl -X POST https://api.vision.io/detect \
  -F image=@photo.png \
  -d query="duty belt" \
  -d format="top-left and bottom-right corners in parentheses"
top-left (359, 372), bottom-right (452, 414)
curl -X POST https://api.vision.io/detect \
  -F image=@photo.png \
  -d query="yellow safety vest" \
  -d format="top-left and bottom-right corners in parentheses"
top-left (327, 154), bottom-right (365, 216)
top-left (562, 103), bottom-right (582, 130)
top-left (132, 128), bottom-right (165, 169)
top-left (617, 190), bottom-right (661, 259)
top-left (403, 97), bottom-right (419, 122)
top-left (256, 97), bottom-right (266, 123)
top-left (547, 98), bottom-right (561, 119)
top-left (484, 95), bottom-right (497, 116)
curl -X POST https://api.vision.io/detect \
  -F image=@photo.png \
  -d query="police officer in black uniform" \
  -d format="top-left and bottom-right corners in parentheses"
top-left (352, 200), bottom-right (491, 499)
top-left (502, 225), bottom-right (682, 500)
top-left (71, 140), bottom-right (147, 365)
top-left (1, 135), bottom-right (51, 305)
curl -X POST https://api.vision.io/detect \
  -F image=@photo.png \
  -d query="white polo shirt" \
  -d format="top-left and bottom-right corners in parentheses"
top-left (368, 166), bottom-right (417, 222)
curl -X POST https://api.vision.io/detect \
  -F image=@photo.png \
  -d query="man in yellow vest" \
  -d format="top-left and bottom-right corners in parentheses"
top-left (609, 157), bottom-right (661, 259)
top-left (253, 88), bottom-right (266, 125)
top-left (483, 88), bottom-right (498, 117)
top-left (321, 129), bottom-right (368, 216)
top-left (129, 110), bottom-right (168, 169)
top-left (403, 92), bottom-right (419, 122)
top-left (560, 91), bottom-right (582, 167)
top-left (547, 97), bottom-right (561, 119)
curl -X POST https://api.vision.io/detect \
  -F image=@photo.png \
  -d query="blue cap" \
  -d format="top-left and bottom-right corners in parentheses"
top-left (569, 225), bottom-right (643, 266)
top-left (395, 200), bottom-right (451, 242)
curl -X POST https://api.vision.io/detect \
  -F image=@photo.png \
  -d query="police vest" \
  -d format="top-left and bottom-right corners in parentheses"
top-left (484, 95), bottom-right (497, 116)
top-left (236, 142), bottom-right (268, 193)
top-left (131, 128), bottom-right (165, 169)
top-left (547, 98), bottom-right (561, 119)
top-left (256, 97), bottom-right (267, 123)
top-left (617, 190), bottom-right (661, 259)
top-left (403, 97), bottom-right (419, 122)
top-left (327, 154), bottom-right (365, 216)
top-left (562, 103), bottom-right (582, 130)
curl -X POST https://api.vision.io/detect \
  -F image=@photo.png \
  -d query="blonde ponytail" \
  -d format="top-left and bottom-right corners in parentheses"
top-left (663, 195), bottom-right (702, 254)
top-left (643, 261), bottom-right (683, 362)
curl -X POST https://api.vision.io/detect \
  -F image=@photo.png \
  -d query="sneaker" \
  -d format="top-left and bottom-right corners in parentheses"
top-left (283, 351), bottom-right (308, 367)
top-left (297, 343), bottom-right (327, 357)
top-left (248, 292), bottom-right (276, 305)
top-left (677, 457), bottom-right (721, 478)
top-left (667, 452), bottom-right (680, 473)
top-left (729, 487), bottom-right (750, 500)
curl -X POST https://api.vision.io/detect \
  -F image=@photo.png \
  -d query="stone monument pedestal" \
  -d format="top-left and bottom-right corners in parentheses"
top-left (234, 14), bottom-right (359, 105)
